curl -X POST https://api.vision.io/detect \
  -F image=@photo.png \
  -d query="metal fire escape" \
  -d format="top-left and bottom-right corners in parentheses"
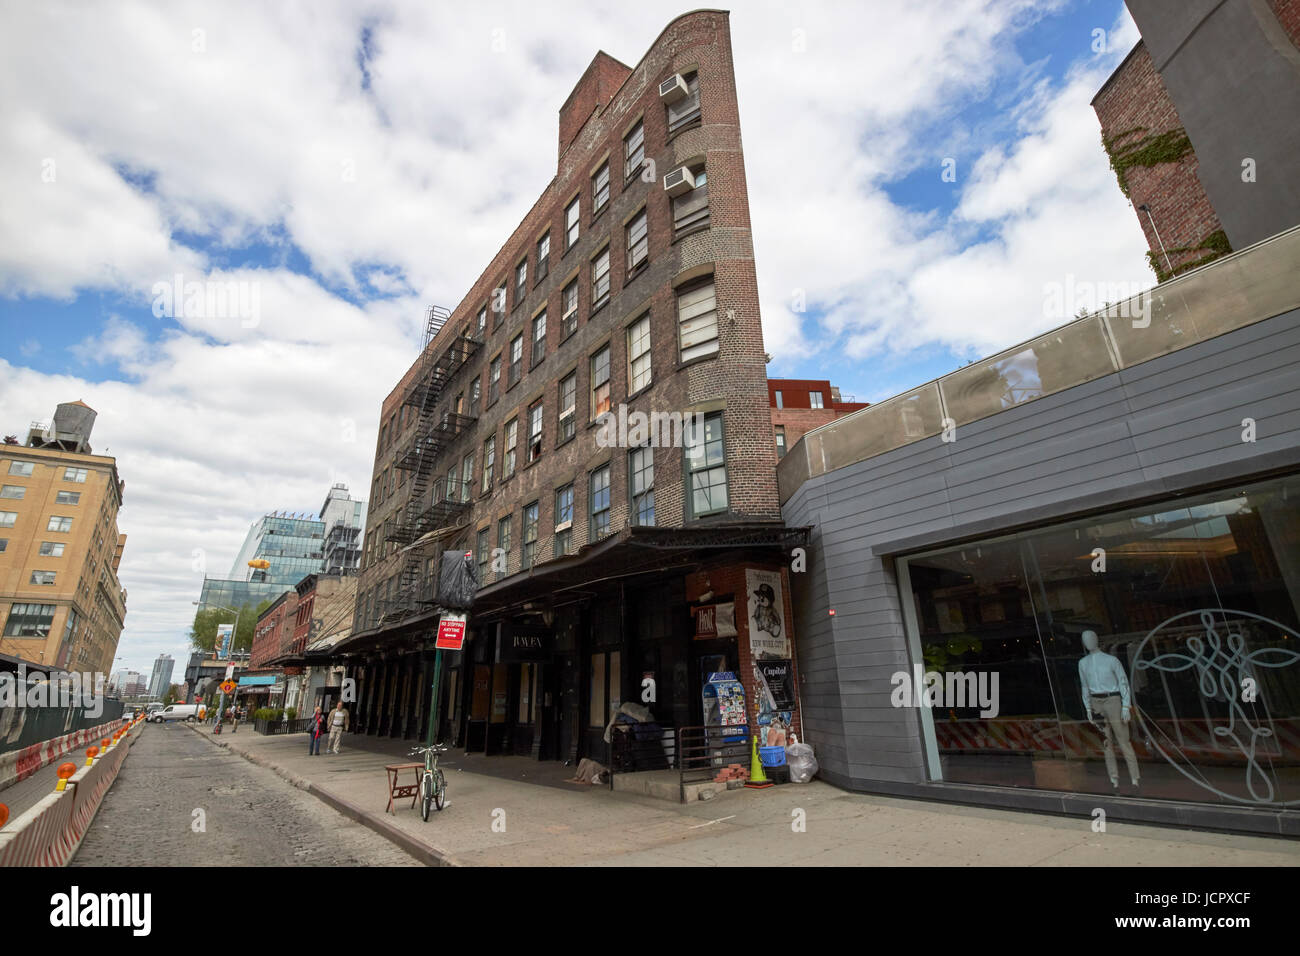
top-left (383, 305), bottom-right (481, 622)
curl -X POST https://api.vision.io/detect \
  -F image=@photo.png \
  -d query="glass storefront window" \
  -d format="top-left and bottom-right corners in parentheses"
top-left (899, 473), bottom-right (1300, 808)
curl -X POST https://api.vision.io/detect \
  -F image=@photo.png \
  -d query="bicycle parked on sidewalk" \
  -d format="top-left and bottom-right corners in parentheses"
top-left (408, 743), bottom-right (448, 820)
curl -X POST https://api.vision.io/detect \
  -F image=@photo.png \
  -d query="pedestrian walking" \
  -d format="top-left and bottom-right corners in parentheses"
top-left (231, 706), bottom-right (240, 734)
top-left (327, 701), bottom-right (349, 754)
top-left (308, 705), bottom-right (325, 756)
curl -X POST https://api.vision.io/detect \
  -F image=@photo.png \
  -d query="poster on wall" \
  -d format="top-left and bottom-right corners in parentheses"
top-left (216, 623), bottom-right (234, 660)
top-left (753, 660), bottom-right (794, 748)
top-left (745, 569), bottom-right (789, 660)
top-left (702, 672), bottom-right (747, 742)
top-left (693, 602), bottom-right (737, 639)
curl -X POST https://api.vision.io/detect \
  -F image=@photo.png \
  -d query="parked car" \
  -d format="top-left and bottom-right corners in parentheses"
top-left (149, 704), bottom-right (199, 723)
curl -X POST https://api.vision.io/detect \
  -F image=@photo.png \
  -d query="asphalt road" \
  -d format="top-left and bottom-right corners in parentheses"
top-left (70, 720), bottom-right (420, 866)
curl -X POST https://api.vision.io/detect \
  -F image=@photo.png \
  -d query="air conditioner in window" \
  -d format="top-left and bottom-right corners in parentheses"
top-left (663, 165), bottom-right (696, 197)
top-left (659, 74), bottom-right (688, 104)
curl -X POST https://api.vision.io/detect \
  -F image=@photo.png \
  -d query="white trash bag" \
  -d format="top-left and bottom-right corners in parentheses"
top-left (785, 742), bottom-right (818, 783)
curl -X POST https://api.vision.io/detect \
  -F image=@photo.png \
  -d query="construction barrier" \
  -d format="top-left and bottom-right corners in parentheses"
top-left (0, 719), bottom-right (142, 867)
top-left (0, 717), bottom-right (129, 792)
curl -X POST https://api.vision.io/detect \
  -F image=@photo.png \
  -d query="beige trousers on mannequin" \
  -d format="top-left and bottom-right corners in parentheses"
top-left (1091, 694), bottom-right (1140, 784)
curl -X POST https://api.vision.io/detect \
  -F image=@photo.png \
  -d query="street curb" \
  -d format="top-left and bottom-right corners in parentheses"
top-left (183, 723), bottom-right (460, 867)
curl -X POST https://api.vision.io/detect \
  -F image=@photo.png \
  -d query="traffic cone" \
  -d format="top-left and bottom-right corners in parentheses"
top-left (744, 734), bottom-right (773, 789)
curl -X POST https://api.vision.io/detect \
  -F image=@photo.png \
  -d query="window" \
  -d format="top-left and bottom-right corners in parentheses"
top-left (8, 461), bottom-right (33, 477)
top-left (0, 539), bottom-right (6, 553)
top-left (536, 234), bottom-right (550, 281)
top-left (31, 571), bottom-right (56, 585)
top-left (64, 467), bottom-right (88, 482)
top-left (489, 353), bottom-right (502, 404)
top-left (524, 401), bottom-right (544, 464)
top-left (0, 485), bottom-right (25, 499)
top-left (39, 541), bottom-right (65, 557)
top-left (497, 515), bottom-right (512, 571)
top-left (493, 284), bottom-right (507, 327)
top-left (589, 465), bottom-right (611, 541)
top-left (630, 447), bottom-right (655, 527)
top-left (774, 390), bottom-right (784, 409)
top-left (56, 491), bottom-right (81, 505)
top-left (677, 279), bottom-right (719, 362)
top-left (504, 418), bottom-right (518, 478)
top-left (593, 161), bottom-right (610, 215)
top-left (672, 166), bottom-right (710, 236)
top-left (461, 453), bottom-right (474, 499)
top-left (470, 376), bottom-right (481, 410)
top-left (667, 70), bottom-right (701, 133)
top-left (531, 310), bottom-right (547, 366)
top-left (591, 247), bottom-right (610, 310)
top-left (0, 512), bottom-right (15, 528)
top-left (590, 346), bottom-right (611, 419)
top-left (561, 279), bottom-right (579, 338)
top-left (685, 411), bottom-right (728, 517)
top-left (624, 119), bottom-right (644, 181)
top-left (775, 425), bottom-right (787, 459)
top-left (515, 259), bottom-right (528, 303)
top-left (47, 516), bottom-right (73, 532)
top-left (63, 606), bottom-right (79, 644)
top-left (476, 306), bottom-right (487, 337)
top-left (565, 197), bottom-right (580, 250)
top-left (483, 436), bottom-right (496, 492)
top-left (477, 527), bottom-right (490, 580)
top-left (559, 372), bottom-right (577, 443)
top-left (554, 484), bottom-right (574, 556)
top-left (810, 390), bottom-right (824, 409)
top-left (626, 207), bottom-right (648, 272)
top-left (3, 603), bottom-right (56, 638)
top-left (522, 501), bottom-right (539, 569)
top-left (508, 334), bottom-right (523, 388)
top-left (627, 313), bottom-right (652, 392)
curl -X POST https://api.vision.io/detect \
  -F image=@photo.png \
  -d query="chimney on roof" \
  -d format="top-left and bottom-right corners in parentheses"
top-left (558, 51), bottom-right (632, 161)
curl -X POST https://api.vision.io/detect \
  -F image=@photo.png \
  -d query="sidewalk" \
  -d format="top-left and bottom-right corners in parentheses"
top-left (185, 724), bottom-right (1300, 866)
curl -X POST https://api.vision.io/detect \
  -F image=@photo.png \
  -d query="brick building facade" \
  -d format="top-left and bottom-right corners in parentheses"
top-left (334, 12), bottom-right (806, 769)
top-left (769, 379), bottom-right (869, 461)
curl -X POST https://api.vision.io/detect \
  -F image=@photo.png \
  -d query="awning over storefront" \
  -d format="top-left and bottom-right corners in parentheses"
top-left (237, 675), bottom-right (278, 686)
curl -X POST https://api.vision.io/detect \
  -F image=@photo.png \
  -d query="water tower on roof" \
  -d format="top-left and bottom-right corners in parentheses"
top-left (27, 400), bottom-right (97, 454)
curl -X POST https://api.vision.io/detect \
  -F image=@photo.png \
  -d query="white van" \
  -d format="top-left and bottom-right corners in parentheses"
top-left (150, 704), bottom-right (199, 723)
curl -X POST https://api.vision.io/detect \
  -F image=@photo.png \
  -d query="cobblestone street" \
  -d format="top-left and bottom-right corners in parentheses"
top-left (69, 721), bottom-right (420, 866)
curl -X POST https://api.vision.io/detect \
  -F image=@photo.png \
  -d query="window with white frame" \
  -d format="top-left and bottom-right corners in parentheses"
top-left (0, 512), bottom-right (15, 528)
top-left (47, 516), bottom-right (73, 532)
top-left (489, 354), bottom-right (502, 404)
top-left (536, 233), bottom-right (550, 281)
top-left (508, 334), bottom-right (523, 388)
top-left (627, 314), bottom-right (651, 392)
top-left (528, 401), bottom-right (543, 463)
top-left (504, 418), bottom-right (518, 477)
top-left (666, 71), bottom-right (701, 133)
top-left (672, 166), bottom-right (710, 236)
top-left (590, 346), bottom-right (611, 419)
top-left (810, 390), bottom-right (824, 409)
top-left (476, 305), bottom-right (487, 337)
top-left (677, 278), bottom-right (719, 362)
top-left (629, 446), bottom-right (655, 527)
top-left (482, 435), bottom-right (496, 492)
top-left (589, 465), bottom-right (611, 541)
top-left (516, 258), bottom-right (528, 303)
top-left (591, 247), bottom-right (610, 310)
top-left (64, 467), bottom-right (87, 482)
top-left (31, 571), bottom-right (56, 586)
top-left (624, 120), bottom-right (644, 181)
top-left (685, 411), bottom-right (728, 517)
top-left (775, 425), bottom-right (787, 459)
top-left (565, 197), bottom-right (580, 250)
top-left (0, 485), bottom-right (25, 499)
top-left (561, 279), bottom-right (579, 339)
top-left (559, 372), bottom-right (577, 443)
top-left (554, 484), bottom-right (574, 557)
top-left (593, 161), bottom-right (610, 215)
top-left (497, 516), bottom-right (511, 575)
top-left (522, 501), bottom-right (539, 569)
top-left (39, 541), bottom-right (65, 557)
top-left (626, 207), bottom-right (648, 272)
top-left (8, 461), bottom-right (33, 477)
top-left (55, 491), bottom-right (80, 505)
top-left (531, 310), bottom-right (547, 366)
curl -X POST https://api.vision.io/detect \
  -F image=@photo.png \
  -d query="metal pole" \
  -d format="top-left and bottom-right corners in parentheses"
top-left (425, 648), bottom-right (443, 747)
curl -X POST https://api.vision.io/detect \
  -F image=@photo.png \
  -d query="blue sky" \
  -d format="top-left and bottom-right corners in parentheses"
top-left (0, 0), bottom-right (1151, 675)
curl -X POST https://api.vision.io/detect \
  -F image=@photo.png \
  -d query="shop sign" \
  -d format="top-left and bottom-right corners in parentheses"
top-left (501, 622), bottom-right (550, 662)
top-left (693, 602), bottom-right (736, 640)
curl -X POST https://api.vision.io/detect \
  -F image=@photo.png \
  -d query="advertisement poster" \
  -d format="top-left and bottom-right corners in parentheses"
top-left (745, 568), bottom-right (789, 659)
top-left (216, 623), bottom-right (234, 660)
top-left (702, 671), bottom-right (747, 742)
top-left (753, 660), bottom-right (794, 748)
top-left (693, 602), bottom-right (737, 639)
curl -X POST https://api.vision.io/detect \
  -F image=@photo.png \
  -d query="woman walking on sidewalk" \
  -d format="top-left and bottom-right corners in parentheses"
top-left (309, 705), bottom-right (325, 756)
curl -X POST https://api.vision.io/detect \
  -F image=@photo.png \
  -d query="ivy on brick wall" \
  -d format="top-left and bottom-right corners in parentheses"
top-left (1146, 229), bottom-right (1232, 283)
top-left (1102, 125), bottom-right (1194, 198)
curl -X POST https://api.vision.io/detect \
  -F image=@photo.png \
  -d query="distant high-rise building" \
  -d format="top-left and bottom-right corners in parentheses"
top-left (147, 653), bottom-right (174, 698)
top-left (0, 400), bottom-right (128, 674)
top-left (320, 484), bottom-right (365, 576)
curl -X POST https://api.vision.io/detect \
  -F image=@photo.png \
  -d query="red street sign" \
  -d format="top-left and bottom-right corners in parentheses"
top-left (435, 615), bottom-right (466, 650)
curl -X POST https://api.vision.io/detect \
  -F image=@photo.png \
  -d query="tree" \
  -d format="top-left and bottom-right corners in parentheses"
top-left (189, 599), bottom-right (273, 655)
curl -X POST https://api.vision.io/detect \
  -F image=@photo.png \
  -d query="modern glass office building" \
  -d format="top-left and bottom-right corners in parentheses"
top-left (230, 513), bottom-right (326, 586)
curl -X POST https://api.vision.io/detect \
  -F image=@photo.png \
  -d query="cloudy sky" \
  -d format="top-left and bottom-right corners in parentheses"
top-left (0, 0), bottom-right (1152, 676)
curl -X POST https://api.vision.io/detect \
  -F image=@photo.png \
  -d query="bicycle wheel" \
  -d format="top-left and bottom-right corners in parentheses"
top-left (421, 773), bottom-right (433, 822)
top-left (434, 769), bottom-right (446, 811)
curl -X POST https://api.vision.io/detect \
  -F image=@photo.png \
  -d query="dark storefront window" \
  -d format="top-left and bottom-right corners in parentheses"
top-left (899, 474), bottom-right (1300, 808)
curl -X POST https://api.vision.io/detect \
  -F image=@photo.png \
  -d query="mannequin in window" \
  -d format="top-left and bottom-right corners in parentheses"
top-left (1078, 629), bottom-right (1140, 791)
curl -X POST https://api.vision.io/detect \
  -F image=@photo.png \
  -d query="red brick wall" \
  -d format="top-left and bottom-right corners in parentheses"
top-left (774, 407), bottom-right (838, 453)
top-left (559, 52), bottom-right (633, 161)
top-left (1268, 0), bottom-right (1300, 48)
top-left (1092, 41), bottom-right (1227, 278)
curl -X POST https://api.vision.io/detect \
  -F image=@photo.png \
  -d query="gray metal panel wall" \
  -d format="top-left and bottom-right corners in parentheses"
top-left (784, 307), bottom-right (1300, 789)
